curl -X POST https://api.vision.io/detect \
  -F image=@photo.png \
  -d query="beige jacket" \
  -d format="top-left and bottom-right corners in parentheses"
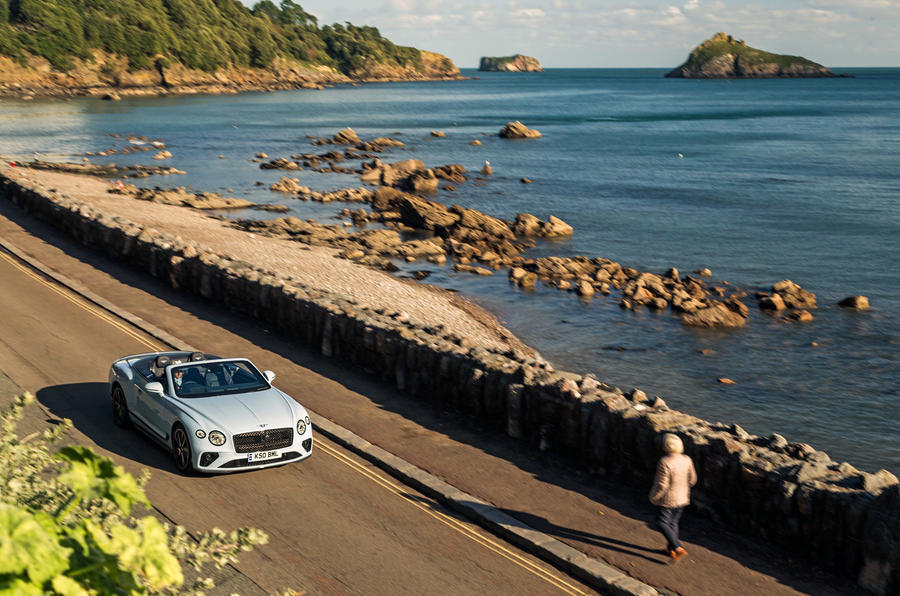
top-left (649, 453), bottom-right (697, 508)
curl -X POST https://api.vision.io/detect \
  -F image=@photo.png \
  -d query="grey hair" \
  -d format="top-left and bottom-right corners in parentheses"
top-left (662, 433), bottom-right (684, 454)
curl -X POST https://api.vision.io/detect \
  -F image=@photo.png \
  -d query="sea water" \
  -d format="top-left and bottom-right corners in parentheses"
top-left (0, 68), bottom-right (897, 472)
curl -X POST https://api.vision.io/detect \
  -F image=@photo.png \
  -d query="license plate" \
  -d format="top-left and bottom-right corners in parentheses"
top-left (248, 450), bottom-right (279, 462)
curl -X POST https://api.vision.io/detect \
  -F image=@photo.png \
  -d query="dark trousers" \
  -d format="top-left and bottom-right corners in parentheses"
top-left (656, 506), bottom-right (685, 551)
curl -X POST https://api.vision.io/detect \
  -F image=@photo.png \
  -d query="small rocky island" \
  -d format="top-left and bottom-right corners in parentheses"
top-left (666, 33), bottom-right (833, 78)
top-left (478, 54), bottom-right (543, 72)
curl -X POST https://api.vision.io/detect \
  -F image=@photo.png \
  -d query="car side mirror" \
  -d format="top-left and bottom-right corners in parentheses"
top-left (263, 370), bottom-right (275, 383)
top-left (145, 381), bottom-right (164, 395)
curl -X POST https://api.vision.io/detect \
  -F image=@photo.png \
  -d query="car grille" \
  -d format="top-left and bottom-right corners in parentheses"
top-left (232, 428), bottom-right (293, 453)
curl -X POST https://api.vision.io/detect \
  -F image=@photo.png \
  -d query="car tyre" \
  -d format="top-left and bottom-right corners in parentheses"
top-left (111, 385), bottom-right (131, 428)
top-left (172, 425), bottom-right (194, 474)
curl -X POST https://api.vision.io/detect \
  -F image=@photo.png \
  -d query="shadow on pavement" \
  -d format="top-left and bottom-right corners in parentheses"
top-left (501, 508), bottom-right (666, 565)
top-left (36, 381), bottom-right (174, 473)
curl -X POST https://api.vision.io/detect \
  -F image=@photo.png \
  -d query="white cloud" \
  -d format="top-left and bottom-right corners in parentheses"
top-left (511, 8), bottom-right (546, 18)
top-left (684, 0), bottom-right (700, 11)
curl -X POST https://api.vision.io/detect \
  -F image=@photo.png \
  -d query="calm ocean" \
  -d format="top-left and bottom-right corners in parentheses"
top-left (1, 68), bottom-right (897, 472)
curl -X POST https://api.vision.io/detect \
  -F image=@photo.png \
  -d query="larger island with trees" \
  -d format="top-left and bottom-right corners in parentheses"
top-left (666, 33), bottom-right (833, 78)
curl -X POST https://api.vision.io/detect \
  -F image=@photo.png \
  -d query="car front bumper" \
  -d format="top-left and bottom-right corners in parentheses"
top-left (194, 436), bottom-right (313, 474)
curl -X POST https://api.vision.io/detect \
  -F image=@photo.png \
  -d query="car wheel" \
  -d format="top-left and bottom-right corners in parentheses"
top-left (111, 385), bottom-right (131, 428)
top-left (172, 425), bottom-right (194, 474)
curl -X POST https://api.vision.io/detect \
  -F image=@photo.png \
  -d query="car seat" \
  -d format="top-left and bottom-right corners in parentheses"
top-left (150, 355), bottom-right (170, 379)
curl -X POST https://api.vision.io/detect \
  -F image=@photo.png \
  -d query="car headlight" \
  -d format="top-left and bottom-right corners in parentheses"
top-left (208, 430), bottom-right (226, 446)
top-left (297, 419), bottom-right (307, 435)
top-left (195, 429), bottom-right (206, 439)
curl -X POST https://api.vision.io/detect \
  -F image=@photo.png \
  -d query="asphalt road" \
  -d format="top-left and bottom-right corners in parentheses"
top-left (0, 246), bottom-right (599, 596)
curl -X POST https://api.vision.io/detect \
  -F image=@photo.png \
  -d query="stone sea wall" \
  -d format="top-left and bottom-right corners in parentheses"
top-left (2, 171), bottom-right (898, 594)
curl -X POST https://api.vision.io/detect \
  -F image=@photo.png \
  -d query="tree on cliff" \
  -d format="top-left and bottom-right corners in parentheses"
top-left (0, 0), bottom-right (434, 76)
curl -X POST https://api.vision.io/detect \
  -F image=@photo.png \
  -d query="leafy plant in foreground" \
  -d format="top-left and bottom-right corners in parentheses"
top-left (0, 393), bottom-right (270, 594)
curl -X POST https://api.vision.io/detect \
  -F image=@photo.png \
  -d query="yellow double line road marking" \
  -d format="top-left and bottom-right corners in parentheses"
top-left (2, 244), bottom-right (593, 595)
top-left (0, 248), bottom-right (162, 352)
top-left (317, 441), bottom-right (593, 596)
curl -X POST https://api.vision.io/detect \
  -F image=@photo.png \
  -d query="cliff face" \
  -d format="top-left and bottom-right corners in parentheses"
top-left (478, 54), bottom-right (543, 72)
top-left (666, 33), bottom-right (833, 79)
top-left (0, 49), bottom-right (460, 98)
top-left (344, 50), bottom-right (461, 81)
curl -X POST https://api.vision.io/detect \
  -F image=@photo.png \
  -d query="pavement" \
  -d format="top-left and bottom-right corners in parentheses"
top-left (0, 194), bottom-right (858, 595)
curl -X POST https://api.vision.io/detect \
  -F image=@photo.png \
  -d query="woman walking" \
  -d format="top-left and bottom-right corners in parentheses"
top-left (649, 433), bottom-right (697, 564)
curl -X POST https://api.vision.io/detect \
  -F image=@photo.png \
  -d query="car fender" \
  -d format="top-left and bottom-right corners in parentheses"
top-left (109, 363), bottom-right (135, 407)
top-left (276, 389), bottom-right (311, 433)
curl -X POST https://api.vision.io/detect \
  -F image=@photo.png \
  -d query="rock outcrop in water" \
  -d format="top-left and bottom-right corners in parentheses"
top-left (499, 121), bottom-right (542, 139)
top-left (478, 54), bottom-right (543, 72)
top-left (666, 33), bottom-right (834, 79)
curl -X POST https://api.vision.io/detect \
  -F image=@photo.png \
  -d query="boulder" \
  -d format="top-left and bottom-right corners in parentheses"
top-left (270, 176), bottom-right (309, 194)
top-left (862, 469), bottom-right (899, 492)
top-left (453, 263), bottom-right (494, 275)
top-left (512, 213), bottom-right (542, 236)
top-left (838, 295), bottom-right (870, 310)
top-left (785, 310), bottom-right (814, 323)
top-left (724, 297), bottom-right (749, 318)
top-left (401, 170), bottom-right (439, 194)
top-left (772, 279), bottom-right (817, 309)
top-left (433, 164), bottom-right (467, 182)
top-left (333, 128), bottom-right (362, 144)
top-left (512, 213), bottom-right (573, 237)
top-left (681, 302), bottom-right (747, 328)
top-left (759, 293), bottom-right (786, 311)
top-left (499, 121), bottom-right (542, 139)
top-left (542, 215), bottom-right (573, 237)
top-left (575, 280), bottom-right (594, 297)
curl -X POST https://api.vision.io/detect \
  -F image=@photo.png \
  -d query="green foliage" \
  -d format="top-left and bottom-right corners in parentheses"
top-left (685, 33), bottom-right (821, 70)
top-left (0, 393), bottom-right (270, 595)
top-left (321, 22), bottom-right (421, 75)
top-left (0, 0), bottom-right (432, 76)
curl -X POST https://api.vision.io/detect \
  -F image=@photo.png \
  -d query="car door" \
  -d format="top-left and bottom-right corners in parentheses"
top-left (134, 373), bottom-right (175, 442)
top-left (130, 375), bottom-right (160, 433)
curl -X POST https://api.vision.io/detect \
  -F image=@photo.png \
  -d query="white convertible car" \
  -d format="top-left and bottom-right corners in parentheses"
top-left (108, 351), bottom-right (313, 474)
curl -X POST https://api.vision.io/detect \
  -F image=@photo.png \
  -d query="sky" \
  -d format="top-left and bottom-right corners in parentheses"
top-left (239, 1), bottom-right (900, 68)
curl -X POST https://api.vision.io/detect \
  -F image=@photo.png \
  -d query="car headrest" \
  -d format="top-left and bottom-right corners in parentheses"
top-left (151, 355), bottom-right (171, 378)
top-left (190, 351), bottom-right (205, 362)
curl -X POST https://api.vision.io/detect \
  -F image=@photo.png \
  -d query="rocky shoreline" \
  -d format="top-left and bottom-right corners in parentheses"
top-left (0, 51), bottom-right (462, 100)
top-left (1, 162), bottom-right (898, 594)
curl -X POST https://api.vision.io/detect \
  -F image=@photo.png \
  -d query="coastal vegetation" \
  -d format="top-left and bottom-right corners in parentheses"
top-left (0, 393), bottom-right (269, 594)
top-left (0, 0), bottom-right (430, 76)
top-left (667, 32), bottom-right (833, 78)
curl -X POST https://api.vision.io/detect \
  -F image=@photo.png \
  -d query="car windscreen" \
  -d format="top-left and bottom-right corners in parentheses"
top-left (172, 361), bottom-right (268, 398)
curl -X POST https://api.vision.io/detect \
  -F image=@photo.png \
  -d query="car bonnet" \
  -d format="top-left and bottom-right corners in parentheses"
top-left (177, 387), bottom-right (296, 435)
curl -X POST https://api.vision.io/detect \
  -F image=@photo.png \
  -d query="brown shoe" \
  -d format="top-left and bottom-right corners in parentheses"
top-left (667, 547), bottom-right (688, 564)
